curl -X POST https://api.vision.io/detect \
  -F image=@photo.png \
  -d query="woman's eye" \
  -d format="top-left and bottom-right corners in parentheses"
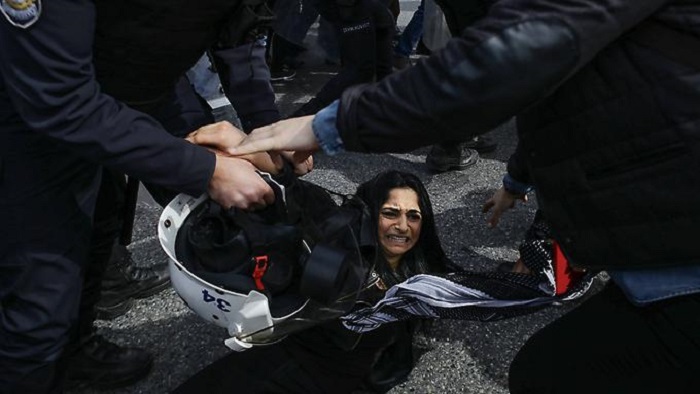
top-left (407, 213), bottom-right (422, 222)
top-left (381, 210), bottom-right (399, 219)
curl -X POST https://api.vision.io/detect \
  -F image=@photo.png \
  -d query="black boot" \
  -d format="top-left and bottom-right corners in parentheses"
top-left (425, 142), bottom-right (479, 173)
top-left (270, 63), bottom-right (296, 82)
top-left (462, 135), bottom-right (498, 153)
top-left (269, 34), bottom-right (303, 82)
top-left (95, 244), bottom-right (170, 320)
top-left (64, 334), bottom-right (153, 390)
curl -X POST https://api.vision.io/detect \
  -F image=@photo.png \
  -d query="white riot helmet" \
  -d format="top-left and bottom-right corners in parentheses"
top-left (158, 172), bottom-right (370, 351)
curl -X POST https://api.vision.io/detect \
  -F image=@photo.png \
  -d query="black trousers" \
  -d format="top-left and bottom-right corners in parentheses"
top-left (509, 283), bottom-right (700, 394)
top-left (0, 136), bottom-right (100, 393)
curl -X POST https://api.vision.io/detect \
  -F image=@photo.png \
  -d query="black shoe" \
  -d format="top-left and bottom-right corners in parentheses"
top-left (463, 136), bottom-right (498, 153)
top-left (268, 34), bottom-right (302, 82)
top-left (96, 296), bottom-right (135, 321)
top-left (270, 64), bottom-right (296, 82)
top-left (425, 143), bottom-right (479, 173)
top-left (64, 334), bottom-right (153, 390)
top-left (96, 245), bottom-right (170, 320)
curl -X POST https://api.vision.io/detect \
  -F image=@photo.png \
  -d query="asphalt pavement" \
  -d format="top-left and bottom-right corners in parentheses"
top-left (67, 5), bottom-right (606, 393)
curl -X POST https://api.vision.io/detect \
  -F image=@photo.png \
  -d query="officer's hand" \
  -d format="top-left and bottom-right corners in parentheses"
top-left (208, 155), bottom-right (275, 210)
top-left (482, 186), bottom-right (527, 228)
top-left (228, 116), bottom-right (319, 166)
top-left (280, 151), bottom-right (314, 175)
top-left (187, 121), bottom-right (280, 174)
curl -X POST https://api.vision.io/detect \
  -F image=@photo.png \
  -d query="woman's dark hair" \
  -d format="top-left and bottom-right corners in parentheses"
top-left (354, 171), bottom-right (450, 286)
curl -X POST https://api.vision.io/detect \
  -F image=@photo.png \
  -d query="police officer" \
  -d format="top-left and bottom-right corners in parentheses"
top-left (0, 0), bottom-right (280, 393)
top-left (67, 0), bottom-right (284, 390)
top-left (290, 0), bottom-right (396, 117)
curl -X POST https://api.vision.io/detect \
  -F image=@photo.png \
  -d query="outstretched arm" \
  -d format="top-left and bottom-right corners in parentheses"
top-left (0, 0), bottom-right (273, 209)
top-left (187, 120), bottom-right (315, 176)
top-left (193, 116), bottom-right (319, 171)
top-left (224, 0), bottom-right (667, 156)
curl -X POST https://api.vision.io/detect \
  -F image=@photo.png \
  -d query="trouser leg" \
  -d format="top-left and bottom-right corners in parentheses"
top-left (509, 283), bottom-right (700, 394)
top-left (0, 151), bottom-right (99, 393)
top-left (394, 0), bottom-right (424, 57)
top-left (271, 0), bottom-right (320, 47)
top-left (318, 17), bottom-right (341, 62)
top-left (372, 0), bottom-right (396, 80)
top-left (387, 0), bottom-right (400, 21)
top-left (62, 167), bottom-right (156, 389)
top-left (73, 168), bottom-right (126, 341)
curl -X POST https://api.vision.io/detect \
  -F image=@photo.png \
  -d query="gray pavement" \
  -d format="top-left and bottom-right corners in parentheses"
top-left (67, 5), bottom-right (606, 394)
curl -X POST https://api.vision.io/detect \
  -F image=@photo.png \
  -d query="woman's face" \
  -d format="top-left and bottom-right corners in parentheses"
top-left (378, 187), bottom-right (423, 264)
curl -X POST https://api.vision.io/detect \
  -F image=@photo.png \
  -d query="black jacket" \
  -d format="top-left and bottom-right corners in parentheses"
top-left (0, 0), bottom-right (214, 196)
top-left (95, 0), bottom-right (278, 131)
top-left (0, 0), bottom-right (277, 197)
top-left (335, 0), bottom-right (700, 270)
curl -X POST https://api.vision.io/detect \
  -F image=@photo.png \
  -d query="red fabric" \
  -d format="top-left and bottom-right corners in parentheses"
top-left (553, 242), bottom-right (584, 295)
top-left (252, 255), bottom-right (269, 291)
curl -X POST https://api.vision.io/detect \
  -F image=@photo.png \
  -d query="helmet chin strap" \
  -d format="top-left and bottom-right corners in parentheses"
top-left (224, 337), bottom-right (253, 352)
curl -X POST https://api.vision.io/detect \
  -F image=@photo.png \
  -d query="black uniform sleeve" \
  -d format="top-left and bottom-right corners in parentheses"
top-left (211, 42), bottom-right (281, 132)
top-left (506, 140), bottom-right (531, 185)
top-left (336, 0), bottom-right (668, 153)
top-left (0, 0), bottom-right (215, 196)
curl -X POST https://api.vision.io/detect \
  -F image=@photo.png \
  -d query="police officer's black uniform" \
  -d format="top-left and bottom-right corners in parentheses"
top-left (70, 0), bottom-right (280, 390)
top-left (291, 0), bottom-right (396, 116)
top-left (0, 0), bottom-right (275, 392)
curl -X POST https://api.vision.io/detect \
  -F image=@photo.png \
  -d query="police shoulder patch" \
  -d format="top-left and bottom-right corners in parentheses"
top-left (1, 0), bottom-right (41, 29)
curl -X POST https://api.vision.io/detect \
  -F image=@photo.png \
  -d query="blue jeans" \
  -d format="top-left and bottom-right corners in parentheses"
top-left (394, 0), bottom-right (424, 57)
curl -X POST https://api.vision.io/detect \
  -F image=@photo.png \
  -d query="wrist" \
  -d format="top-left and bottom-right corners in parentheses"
top-left (502, 173), bottom-right (533, 196)
top-left (311, 100), bottom-right (345, 155)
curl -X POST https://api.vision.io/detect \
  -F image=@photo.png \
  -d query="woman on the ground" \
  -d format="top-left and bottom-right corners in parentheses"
top-left (173, 170), bottom-right (449, 394)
